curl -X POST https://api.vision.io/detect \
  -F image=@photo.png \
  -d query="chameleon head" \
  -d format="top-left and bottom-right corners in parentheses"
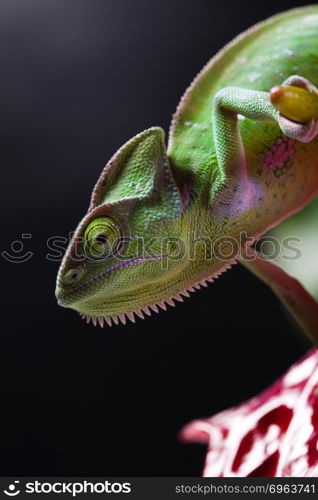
top-left (55, 127), bottom-right (184, 325)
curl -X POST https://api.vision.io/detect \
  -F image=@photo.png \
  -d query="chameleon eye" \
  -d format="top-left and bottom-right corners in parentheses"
top-left (84, 216), bottom-right (122, 260)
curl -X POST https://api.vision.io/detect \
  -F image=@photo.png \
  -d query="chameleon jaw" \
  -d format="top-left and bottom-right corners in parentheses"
top-left (78, 259), bottom-right (238, 327)
top-left (56, 254), bottom-right (165, 307)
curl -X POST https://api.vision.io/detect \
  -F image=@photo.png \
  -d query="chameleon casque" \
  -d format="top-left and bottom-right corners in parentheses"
top-left (56, 6), bottom-right (318, 329)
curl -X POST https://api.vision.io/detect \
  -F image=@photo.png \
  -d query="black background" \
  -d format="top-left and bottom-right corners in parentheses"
top-left (1, 0), bottom-right (312, 476)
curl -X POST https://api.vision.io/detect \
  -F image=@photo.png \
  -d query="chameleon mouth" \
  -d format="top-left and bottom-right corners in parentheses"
top-left (79, 259), bottom-right (238, 327)
top-left (57, 254), bottom-right (165, 305)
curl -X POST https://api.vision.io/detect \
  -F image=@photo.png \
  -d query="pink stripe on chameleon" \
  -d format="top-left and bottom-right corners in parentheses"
top-left (263, 137), bottom-right (296, 170)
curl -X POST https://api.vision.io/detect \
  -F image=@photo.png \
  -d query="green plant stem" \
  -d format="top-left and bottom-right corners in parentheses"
top-left (241, 249), bottom-right (318, 345)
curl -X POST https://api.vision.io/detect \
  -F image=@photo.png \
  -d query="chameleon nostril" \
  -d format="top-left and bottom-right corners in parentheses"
top-left (63, 267), bottom-right (84, 285)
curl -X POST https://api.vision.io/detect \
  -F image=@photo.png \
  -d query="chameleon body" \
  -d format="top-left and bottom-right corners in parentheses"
top-left (56, 6), bottom-right (318, 327)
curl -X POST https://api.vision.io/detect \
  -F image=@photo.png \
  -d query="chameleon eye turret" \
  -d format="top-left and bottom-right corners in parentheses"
top-left (84, 217), bottom-right (122, 260)
top-left (270, 85), bottom-right (318, 124)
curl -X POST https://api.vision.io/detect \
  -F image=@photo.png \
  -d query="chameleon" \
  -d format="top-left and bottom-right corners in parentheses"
top-left (56, 5), bottom-right (318, 333)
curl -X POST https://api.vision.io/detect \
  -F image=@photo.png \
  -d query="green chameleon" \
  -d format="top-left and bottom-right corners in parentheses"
top-left (56, 6), bottom-right (318, 336)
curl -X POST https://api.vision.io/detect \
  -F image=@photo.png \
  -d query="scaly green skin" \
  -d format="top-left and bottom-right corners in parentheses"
top-left (56, 6), bottom-right (318, 326)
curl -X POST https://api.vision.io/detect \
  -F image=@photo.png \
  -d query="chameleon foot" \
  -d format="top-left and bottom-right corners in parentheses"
top-left (270, 75), bottom-right (318, 142)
